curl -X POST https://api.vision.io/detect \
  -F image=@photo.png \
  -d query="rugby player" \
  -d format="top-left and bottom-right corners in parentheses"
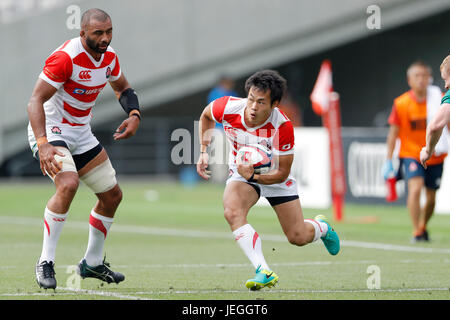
top-left (27, 8), bottom-right (141, 289)
top-left (421, 55), bottom-right (450, 167)
top-left (196, 70), bottom-right (340, 290)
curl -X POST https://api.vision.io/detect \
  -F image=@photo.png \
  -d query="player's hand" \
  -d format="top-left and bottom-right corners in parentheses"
top-left (196, 152), bottom-right (211, 180)
top-left (237, 164), bottom-right (254, 181)
top-left (113, 116), bottom-right (140, 140)
top-left (382, 159), bottom-right (394, 180)
top-left (420, 147), bottom-right (431, 168)
top-left (38, 143), bottom-right (64, 177)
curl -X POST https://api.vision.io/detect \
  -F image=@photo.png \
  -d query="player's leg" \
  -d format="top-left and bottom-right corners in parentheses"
top-left (75, 146), bottom-right (124, 284)
top-left (420, 188), bottom-right (436, 241)
top-left (223, 180), bottom-right (278, 290)
top-left (407, 176), bottom-right (425, 241)
top-left (36, 146), bottom-right (79, 289)
top-left (223, 180), bottom-right (262, 266)
top-left (271, 197), bottom-right (340, 255)
top-left (419, 162), bottom-right (443, 241)
top-left (401, 158), bottom-right (426, 242)
top-left (272, 198), bottom-right (316, 246)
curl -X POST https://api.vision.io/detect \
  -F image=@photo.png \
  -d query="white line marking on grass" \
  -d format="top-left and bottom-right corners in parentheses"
top-left (3, 258), bottom-right (447, 270)
top-left (0, 292), bottom-right (78, 297)
top-left (57, 287), bottom-right (155, 300)
top-left (131, 287), bottom-right (450, 295)
top-left (1, 216), bottom-right (450, 254)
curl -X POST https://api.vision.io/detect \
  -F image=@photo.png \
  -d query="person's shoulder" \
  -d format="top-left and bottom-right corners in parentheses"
top-left (51, 37), bottom-right (81, 58)
top-left (393, 91), bottom-right (414, 110)
top-left (441, 89), bottom-right (450, 104)
top-left (272, 107), bottom-right (292, 128)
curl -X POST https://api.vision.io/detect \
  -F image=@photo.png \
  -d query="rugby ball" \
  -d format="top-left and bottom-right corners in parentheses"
top-left (236, 144), bottom-right (272, 174)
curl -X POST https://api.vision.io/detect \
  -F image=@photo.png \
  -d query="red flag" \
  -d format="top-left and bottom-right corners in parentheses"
top-left (310, 60), bottom-right (346, 222)
top-left (310, 60), bottom-right (333, 116)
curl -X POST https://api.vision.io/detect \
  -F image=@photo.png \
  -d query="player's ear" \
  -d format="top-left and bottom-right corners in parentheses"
top-left (80, 29), bottom-right (85, 38)
top-left (271, 100), bottom-right (280, 108)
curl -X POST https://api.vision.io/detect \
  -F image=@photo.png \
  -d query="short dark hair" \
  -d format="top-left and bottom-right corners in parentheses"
top-left (244, 70), bottom-right (287, 104)
top-left (81, 8), bottom-right (111, 29)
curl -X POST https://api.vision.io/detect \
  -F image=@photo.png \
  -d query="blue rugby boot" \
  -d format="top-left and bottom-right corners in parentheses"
top-left (315, 215), bottom-right (340, 255)
top-left (245, 265), bottom-right (279, 291)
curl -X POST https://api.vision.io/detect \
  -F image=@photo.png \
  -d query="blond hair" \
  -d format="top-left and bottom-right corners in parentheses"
top-left (440, 55), bottom-right (450, 73)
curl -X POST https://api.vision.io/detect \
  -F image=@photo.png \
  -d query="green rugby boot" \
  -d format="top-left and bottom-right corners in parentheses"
top-left (77, 257), bottom-right (125, 284)
top-left (245, 265), bottom-right (279, 291)
top-left (315, 214), bottom-right (340, 255)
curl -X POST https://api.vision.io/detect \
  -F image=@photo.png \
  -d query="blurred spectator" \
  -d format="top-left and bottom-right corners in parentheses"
top-left (207, 75), bottom-right (238, 104)
top-left (206, 75), bottom-right (237, 181)
top-left (382, 60), bottom-right (447, 243)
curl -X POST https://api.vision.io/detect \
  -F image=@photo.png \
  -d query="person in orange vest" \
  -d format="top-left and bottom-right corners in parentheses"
top-left (383, 61), bottom-right (447, 243)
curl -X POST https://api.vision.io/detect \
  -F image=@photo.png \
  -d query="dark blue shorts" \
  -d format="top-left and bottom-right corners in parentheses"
top-left (398, 158), bottom-right (443, 190)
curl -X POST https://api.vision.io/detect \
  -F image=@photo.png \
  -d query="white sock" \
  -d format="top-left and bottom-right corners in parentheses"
top-left (83, 210), bottom-right (114, 267)
top-left (39, 207), bottom-right (68, 264)
top-left (304, 219), bottom-right (328, 242)
top-left (233, 224), bottom-right (270, 270)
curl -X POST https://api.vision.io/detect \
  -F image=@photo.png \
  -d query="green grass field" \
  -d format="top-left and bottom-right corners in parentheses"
top-left (0, 179), bottom-right (449, 300)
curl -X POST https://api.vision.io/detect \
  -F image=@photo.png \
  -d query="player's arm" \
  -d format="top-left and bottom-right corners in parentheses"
top-left (237, 154), bottom-right (293, 185)
top-left (27, 79), bottom-right (64, 176)
top-left (420, 103), bottom-right (450, 167)
top-left (386, 124), bottom-right (399, 159)
top-left (196, 103), bottom-right (215, 180)
top-left (109, 73), bottom-right (141, 140)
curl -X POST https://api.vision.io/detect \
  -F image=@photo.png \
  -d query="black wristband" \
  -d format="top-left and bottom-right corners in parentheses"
top-left (247, 172), bottom-right (258, 183)
top-left (119, 88), bottom-right (140, 114)
top-left (130, 113), bottom-right (141, 121)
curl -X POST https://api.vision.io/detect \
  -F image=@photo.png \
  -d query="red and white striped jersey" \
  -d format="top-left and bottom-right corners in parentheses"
top-left (210, 96), bottom-right (295, 165)
top-left (39, 37), bottom-right (121, 127)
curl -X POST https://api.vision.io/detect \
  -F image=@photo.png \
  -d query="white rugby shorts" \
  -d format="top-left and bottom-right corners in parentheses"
top-left (28, 122), bottom-right (100, 158)
top-left (226, 165), bottom-right (298, 198)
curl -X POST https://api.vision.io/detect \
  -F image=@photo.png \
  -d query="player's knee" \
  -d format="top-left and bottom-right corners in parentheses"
top-left (224, 207), bottom-right (245, 225)
top-left (57, 177), bottom-right (79, 198)
top-left (287, 231), bottom-right (309, 246)
top-left (111, 187), bottom-right (123, 207)
top-left (103, 186), bottom-right (122, 210)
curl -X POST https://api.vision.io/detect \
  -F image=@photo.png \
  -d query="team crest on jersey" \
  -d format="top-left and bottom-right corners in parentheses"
top-left (78, 70), bottom-right (92, 81)
top-left (106, 67), bottom-right (111, 79)
top-left (51, 126), bottom-right (62, 135)
top-left (259, 140), bottom-right (272, 150)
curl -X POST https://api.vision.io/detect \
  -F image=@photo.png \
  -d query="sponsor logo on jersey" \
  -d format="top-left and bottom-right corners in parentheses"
top-left (78, 70), bottom-right (92, 81)
top-left (51, 126), bottom-right (62, 135)
top-left (73, 87), bottom-right (103, 95)
top-left (73, 88), bottom-right (86, 94)
top-left (106, 67), bottom-right (111, 79)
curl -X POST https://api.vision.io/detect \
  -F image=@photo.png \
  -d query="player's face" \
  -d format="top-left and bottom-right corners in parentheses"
top-left (82, 19), bottom-right (113, 54)
top-left (245, 87), bottom-right (278, 126)
top-left (407, 66), bottom-right (430, 93)
top-left (441, 68), bottom-right (450, 90)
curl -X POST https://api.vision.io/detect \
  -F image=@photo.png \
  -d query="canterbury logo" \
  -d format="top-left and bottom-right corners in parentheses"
top-left (79, 70), bottom-right (92, 80)
top-left (52, 218), bottom-right (65, 222)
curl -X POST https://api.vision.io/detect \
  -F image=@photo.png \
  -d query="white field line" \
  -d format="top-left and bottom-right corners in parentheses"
top-left (1, 287), bottom-right (447, 298)
top-left (57, 287), bottom-right (154, 300)
top-left (1, 258), bottom-right (448, 270)
top-left (130, 287), bottom-right (450, 295)
top-left (1, 215), bottom-right (450, 254)
top-left (0, 288), bottom-right (153, 300)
